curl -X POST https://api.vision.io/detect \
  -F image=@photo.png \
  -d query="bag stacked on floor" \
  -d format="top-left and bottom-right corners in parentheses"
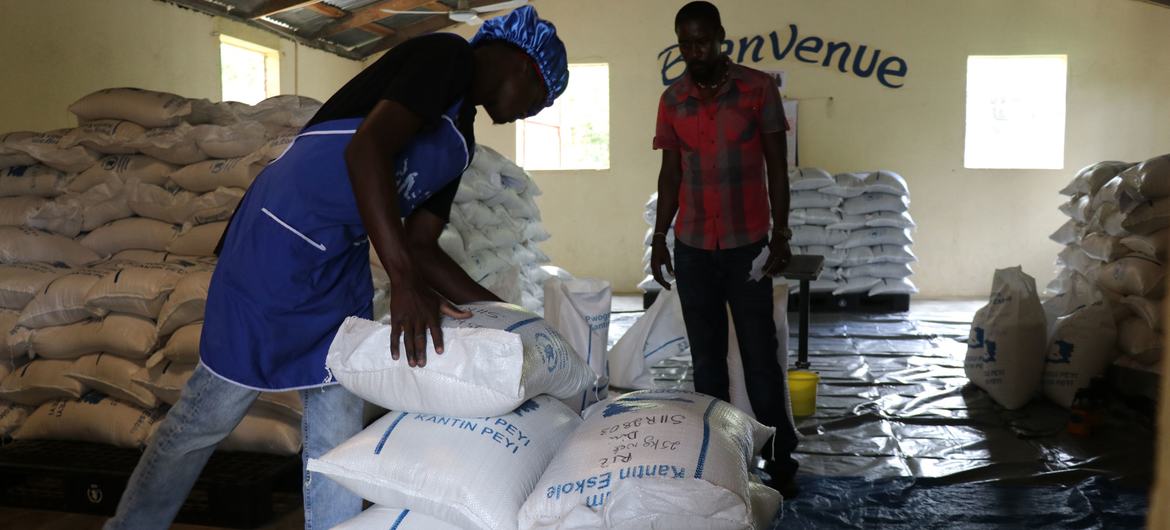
top-left (1046, 153), bottom-right (1168, 384)
top-left (964, 267), bottom-right (1048, 409)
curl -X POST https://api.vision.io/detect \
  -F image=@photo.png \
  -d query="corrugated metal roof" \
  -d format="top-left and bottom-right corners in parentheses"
top-left (160, 0), bottom-right (523, 60)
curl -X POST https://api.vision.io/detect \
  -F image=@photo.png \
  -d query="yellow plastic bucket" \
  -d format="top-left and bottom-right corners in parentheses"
top-left (788, 370), bottom-right (820, 417)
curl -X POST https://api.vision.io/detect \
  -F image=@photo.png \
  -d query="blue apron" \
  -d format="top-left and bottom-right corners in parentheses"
top-left (200, 101), bottom-right (471, 391)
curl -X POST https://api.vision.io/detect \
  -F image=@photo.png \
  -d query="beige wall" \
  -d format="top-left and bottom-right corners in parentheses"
top-left (450, 0), bottom-right (1170, 296)
top-left (0, 0), bottom-right (363, 132)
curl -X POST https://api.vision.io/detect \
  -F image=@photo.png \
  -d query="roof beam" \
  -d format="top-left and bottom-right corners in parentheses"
top-left (355, 13), bottom-right (456, 56)
top-left (249, 1), bottom-right (323, 18)
top-left (316, 0), bottom-right (438, 38)
top-left (306, 2), bottom-right (346, 18)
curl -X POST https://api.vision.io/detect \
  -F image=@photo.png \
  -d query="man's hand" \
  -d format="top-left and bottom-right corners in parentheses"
top-left (651, 237), bottom-right (675, 290)
top-left (763, 232), bottom-right (793, 277)
top-left (389, 277), bottom-right (471, 368)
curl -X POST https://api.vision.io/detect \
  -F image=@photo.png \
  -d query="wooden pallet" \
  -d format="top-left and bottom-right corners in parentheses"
top-left (0, 440), bottom-right (301, 529)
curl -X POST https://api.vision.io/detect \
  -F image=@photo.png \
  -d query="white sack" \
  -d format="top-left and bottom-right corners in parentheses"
top-left (1123, 197), bottom-right (1170, 235)
top-left (0, 359), bottom-right (86, 406)
top-left (0, 401), bottom-right (32, 438)
top-left (167, 221), bottom-right (227, 256)
top-left (789, 208), bottom-right (840, 226)
top-left (790, 191), bottom-right (841, 210)
top-left (1117, 317), bottom-right (1162, 364)
top-left (869, 278), bottom-right (919, 296)
top-left (864, 211), bottom-right (916, 229)
top-left (820, 172), bottom-right (868, 198)
top-left (14, 394), bottom-right (161, 449)
top-left (66, 353), bottom-right (157, 409)
top-left (791, 225), bottom-right (848, 247)
top-left (1080, 233), bottom-right (1127, 262)
top-left (170, 156), bottom-right (262, 193)
top-left (1042, 302), bottom-right (1117, 408)
top-left (7, 130), bottom-right (100, 173)
top-left (1121, 296), bottom-right (1162, 331)
top-left (125, 180), bottom-right (198, 224)
top-left (1049, 219), bottom-right (1083, 245)
top-left (84, 263), bottom-right (189, 319)
top-left (81, 218), bottom-right (179, 256)
top-left (18, 269), bottom-right (109, 328)
top-left (68, 87), bottom-right (192, 128)
top-left (788, 167), bottom-right (833, 191)
top-left (1120, 229), bottom-right (1168, 262)
top-left (333, 506), bottom-right (462, 530)
top-left (518, 390), bottom-right (774, 530)
top-left (964, 267), bottom-right (1047, 410)
top-left (1119, 153), bottom-right (1170, 202)
top-left (308, 396), bottom-right (580, 530)
top-left (132, 356), bottom-right (193, 404)
top-left (131, 123), bottom-right (207, 165)
top-left (870, 245), bottom-right (918, 264)
top-left (219, 408), bottom-right (302, 455)
top-left (194, 122), bottom-right (268, 159)
top-left (841, 263), bottom-right (913, 280)
top-left (60, 120), bottom-right (145, 155)
top-left (837, 228), bottom-right (914, 249)
top-left (0, 196), bottom-right (47, 226)
top-left (840, 193), bottom-right (910, 215)
top-left (188, 187), bottom-right (245, 225)
top-left (608, 286), bottom-right (690, 390)
top-left (0, 227), bottom-right (100, 267)
top-left (0, 263), bottom-right (69, 310)
top-left (24, 314), bottom-right (157, 361)
top-left (327, 302), bottom-right (596, 418)
top-left (158, 322), bottom-right (201, 364)
top-left (1098, 256), bottom-right (1165, 298)
top-left (69, 154), bottom-right (175, 192)
top-left (864, 170), bottom-right (910, 196)
top-left (0, 164), bottom-right (70, 198)
top-left (544, 278), bottom-right (612, 414)
top-left (156, 270), bottom-right (211, 335)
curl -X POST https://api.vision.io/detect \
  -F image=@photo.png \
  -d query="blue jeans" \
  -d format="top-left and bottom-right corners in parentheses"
top-left (104, 364), bottom-right (363, 530)
top-left (673, 239), bottom-right (800, 478)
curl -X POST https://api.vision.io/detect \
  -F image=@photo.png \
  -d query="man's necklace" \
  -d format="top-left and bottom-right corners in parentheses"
top-left (695, 67), bottom-right (730, 91)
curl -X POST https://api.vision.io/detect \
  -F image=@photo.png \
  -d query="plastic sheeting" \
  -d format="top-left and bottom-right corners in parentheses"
top-left (607, 300), bottom-right (1153, 528)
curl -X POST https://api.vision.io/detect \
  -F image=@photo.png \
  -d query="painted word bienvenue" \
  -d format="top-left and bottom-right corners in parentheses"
top-left (658, 24), bottom-right (909, 89)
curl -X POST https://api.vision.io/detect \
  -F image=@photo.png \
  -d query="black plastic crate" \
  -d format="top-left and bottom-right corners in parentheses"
top-left (0, 440), bottom-right (301, 528)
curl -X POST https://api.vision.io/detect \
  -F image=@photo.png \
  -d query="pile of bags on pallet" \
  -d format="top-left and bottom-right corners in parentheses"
top-left (1046, 155), bottom-right (1168, 369)
top-left (0, 87), bottom-right (566, 452)
top-left (0, 88), bottom-right (318, 452)
top-left (370, 145), bottom-right (556, 318)
top-left (966, 154), bottom-right (1168, 410)
top-left (314, 303), bottom-right (782, 529)
top-left (638, 168), bottom-right (918, 297)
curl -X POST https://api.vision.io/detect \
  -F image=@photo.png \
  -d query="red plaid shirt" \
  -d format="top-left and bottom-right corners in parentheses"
top-left (653, 63), bottom-right (788, 250)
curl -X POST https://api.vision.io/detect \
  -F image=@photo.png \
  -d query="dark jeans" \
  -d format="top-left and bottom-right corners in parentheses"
top-left (674, 238), bottom-right (799, 477)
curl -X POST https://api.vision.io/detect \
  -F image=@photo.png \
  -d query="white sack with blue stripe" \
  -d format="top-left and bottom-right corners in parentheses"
top-left (518, 390), bottom-right (776, 530)
top-left (308, 395), bottom-right (580, 530)
top-left (332, 505), bottom-right (460, 530)
top-left (327, 302), bottom-right (596, 418)
top-left (543, 278), bottom-right (612, 414)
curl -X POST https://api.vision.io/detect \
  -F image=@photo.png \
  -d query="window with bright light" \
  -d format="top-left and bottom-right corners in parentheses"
top-left (964, 55), bottom-right (1067, 170)
top-left (220, 35), bottom-right (280, 105)
top-left (516, 63), bottom-right (609, 170)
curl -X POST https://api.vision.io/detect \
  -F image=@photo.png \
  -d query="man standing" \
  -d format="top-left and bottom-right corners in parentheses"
top-left (105, 6), bottom-right (568, 529)
top-left (651, 1), bottom-right (799, 496)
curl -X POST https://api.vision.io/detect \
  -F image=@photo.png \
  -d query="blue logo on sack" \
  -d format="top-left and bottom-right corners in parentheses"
top-left (534, 332), bottom-right (560, 373)
top-left (513, 399), bottom-right (541, 417)
top-left (1046, 341), bottom-right (1074, 364)
top-left (982, 340), bottom-right (998, 363)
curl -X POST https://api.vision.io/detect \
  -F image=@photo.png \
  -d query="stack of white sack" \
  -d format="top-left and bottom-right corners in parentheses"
top-left (368, 145), bottom-right (560, 317)
top-left (315, 302), bottom-right (604, 529)
top-left (639, 168), bottom-right (917, 299)
top-left (0, 87), bottom-right (323, 454)
top-left (792, 169), bottom-right (919, 297)
top-left (1045, 154), bottom-right (1169, 378)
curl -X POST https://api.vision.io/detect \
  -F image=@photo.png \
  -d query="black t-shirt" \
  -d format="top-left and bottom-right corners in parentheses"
top-left (308, 33), bottom-right (477, 221)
